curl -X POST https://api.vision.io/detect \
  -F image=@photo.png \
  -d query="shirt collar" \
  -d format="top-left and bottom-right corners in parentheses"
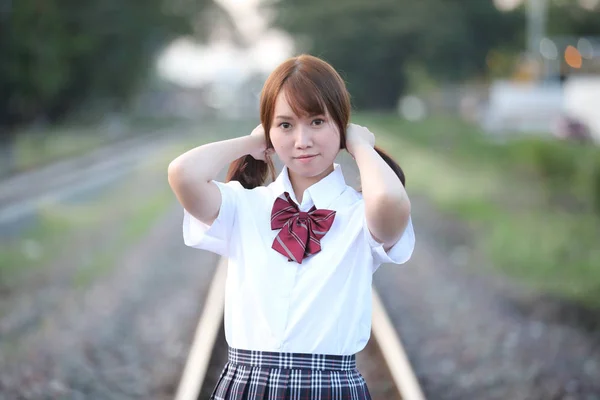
top-left (271, 163), bottom-right (347, 209)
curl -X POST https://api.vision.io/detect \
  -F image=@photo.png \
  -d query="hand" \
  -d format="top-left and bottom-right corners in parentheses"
top-left (346, 123), bottom-right (375, 157)
top-left (248, 124), bottom-right (273, 161)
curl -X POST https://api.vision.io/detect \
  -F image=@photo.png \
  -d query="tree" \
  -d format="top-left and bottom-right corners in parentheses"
top-left (0, 0), bottom-right (239, 128)
top-left (266, 0), bottom-right (525, 110)
top-left (546, 1), bottom-right (600, 37)
top-left (0, 0), bottom-right (238, 175)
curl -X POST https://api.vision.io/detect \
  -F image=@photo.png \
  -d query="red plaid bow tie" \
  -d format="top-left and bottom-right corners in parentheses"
top-left (270, 192), bottom-right (336, 263)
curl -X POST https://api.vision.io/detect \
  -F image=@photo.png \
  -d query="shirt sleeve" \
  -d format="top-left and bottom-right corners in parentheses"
top-left (182, 180), bottom-right (243, 257)
top-left (363, 213), bottom-right (415, 269)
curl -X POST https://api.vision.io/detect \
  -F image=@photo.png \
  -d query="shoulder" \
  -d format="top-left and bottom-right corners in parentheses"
top-left (333, 185), bottom-right (364, 210)
top-left (211, 180), bottom-right (274, 216)
top-left (222, 180), bottom-right (276, 211)
top-left (213, 179), bottom-right (245, 193)
top-left (216, 180), bottom-right (269, 198)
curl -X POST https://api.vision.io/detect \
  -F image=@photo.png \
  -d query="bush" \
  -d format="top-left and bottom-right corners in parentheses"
top-left (508, 138), bottom-right (600, 215)
top-left (367, 114), bottom-right (600, 307)
top-left (509, 139), bottom-right (576, 181)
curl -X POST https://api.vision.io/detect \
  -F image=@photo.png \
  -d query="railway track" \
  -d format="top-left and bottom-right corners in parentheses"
top-left (174, 257), bottom-right (426, 400)
top-left (0, 118), bottom-right (426, 398)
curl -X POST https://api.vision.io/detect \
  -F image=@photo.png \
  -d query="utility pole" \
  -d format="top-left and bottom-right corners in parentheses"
top-left (526, 0), bottom-right (549, 80)
top-left (527, 0), bottom-right (548, 57)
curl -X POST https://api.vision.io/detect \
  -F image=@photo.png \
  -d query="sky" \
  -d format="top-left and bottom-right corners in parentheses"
top-left (156, 0), bottom-right (294, 87)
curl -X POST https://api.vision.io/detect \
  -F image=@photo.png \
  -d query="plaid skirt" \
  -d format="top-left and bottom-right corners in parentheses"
top-left (210, 347), bottom-right (372, 400)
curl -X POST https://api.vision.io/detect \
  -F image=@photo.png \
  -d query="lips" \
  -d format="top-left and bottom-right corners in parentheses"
top-left (295, 154), bottom-right (317, 159)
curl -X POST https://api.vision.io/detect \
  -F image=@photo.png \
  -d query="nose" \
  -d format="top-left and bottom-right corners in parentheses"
top-left (294, 125), bottom-right (313, 149)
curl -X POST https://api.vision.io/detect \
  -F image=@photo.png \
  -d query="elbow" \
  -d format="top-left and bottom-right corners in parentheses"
top-left (367, 193), bottom-right (411, 244)
top-left (167, 159), bottom-right (184, 189)
top-left (168, 158), bottom-right (196, 191)
top-left (376, 192), bottom-right (410, 219)
top-left (390, 194), bottom-right (411, 234)
top-left (382, 194), bottom-right (411, 230)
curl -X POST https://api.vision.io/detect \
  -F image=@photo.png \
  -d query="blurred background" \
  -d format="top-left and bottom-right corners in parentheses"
top-left (1, 0), bottom-right (600, 398)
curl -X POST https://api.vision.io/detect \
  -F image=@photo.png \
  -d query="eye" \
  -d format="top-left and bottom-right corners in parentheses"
top-left (312, 118), bottom-right (325, 126)
top-left (278, 122), bottom-right (292, 130)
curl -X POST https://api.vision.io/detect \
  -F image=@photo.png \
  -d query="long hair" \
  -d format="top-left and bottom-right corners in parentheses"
top-left (226, 54), bottom-right (405, 189)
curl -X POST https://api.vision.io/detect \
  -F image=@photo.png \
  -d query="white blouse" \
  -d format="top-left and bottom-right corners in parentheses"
top-left (182, 164), bottom-right (415, 355)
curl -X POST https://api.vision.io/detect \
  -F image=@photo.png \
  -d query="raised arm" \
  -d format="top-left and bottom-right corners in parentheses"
top-left (168, 125), bottom-right (267, 225)
top-left (346, 124), bottom-right (411, 250)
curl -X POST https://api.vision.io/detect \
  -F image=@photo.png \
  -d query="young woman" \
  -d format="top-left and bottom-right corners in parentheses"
top-left (168, 54), bottom-right (415, 400)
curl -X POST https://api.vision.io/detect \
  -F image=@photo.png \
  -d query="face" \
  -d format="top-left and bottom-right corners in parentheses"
top-left (269, 90), bottom-right (341, 185)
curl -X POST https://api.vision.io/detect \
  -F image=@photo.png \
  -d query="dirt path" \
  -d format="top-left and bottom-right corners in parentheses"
top-left (374, 195), bottom-right (600, 399)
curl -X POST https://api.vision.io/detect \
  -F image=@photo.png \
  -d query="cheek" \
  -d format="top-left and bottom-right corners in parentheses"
top-left (321, 127), bottom-right (341, 154)
top-left (269, 133), bottom-right (290, 155)
top-left (269, 131), bottom-right (280, 147)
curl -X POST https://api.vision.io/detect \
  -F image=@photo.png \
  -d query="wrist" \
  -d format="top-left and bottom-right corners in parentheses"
top-left (245, 134), bottom-right (266, 153)
top-left (347, 139), bottom-right (373, 157)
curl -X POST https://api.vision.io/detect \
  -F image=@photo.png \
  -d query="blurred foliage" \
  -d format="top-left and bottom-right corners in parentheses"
top-left (546, 1), bottom-right (600, 37)
top-left (267, 0), bottom-right (525, 109)
top-left (509, 138), bottom-right (600, 215)
top-left (2, 0), bottom-right (599, 129)
top-left (267, 0), bottom-right (600, 110)
top-left (11, 115), bottom-right (189, 173)
top-left (0, 0), bottom-right (236, 132)
top-left (365, 113), bottom-right (600, 216)
top-left (0, 118), bottom-right (247, 289)
top-left (359, 113), bottom-right (600, 306)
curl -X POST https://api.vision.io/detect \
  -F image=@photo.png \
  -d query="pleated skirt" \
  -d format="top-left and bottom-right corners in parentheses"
top-left (209, 347), bottom-right (372, 400)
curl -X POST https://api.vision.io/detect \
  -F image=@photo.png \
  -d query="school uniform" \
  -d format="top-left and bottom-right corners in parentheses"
top-left (182, 163), bottom-right (415, 400)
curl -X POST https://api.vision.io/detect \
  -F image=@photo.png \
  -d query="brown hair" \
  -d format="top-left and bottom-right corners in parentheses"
top-left (225, 54), bottom-right (405, 189)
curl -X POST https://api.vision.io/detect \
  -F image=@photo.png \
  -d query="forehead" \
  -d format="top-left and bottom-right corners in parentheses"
top-left (273, 88), bottom-right (327, 119)
top-left (274, 91), bottom-right (294, 114)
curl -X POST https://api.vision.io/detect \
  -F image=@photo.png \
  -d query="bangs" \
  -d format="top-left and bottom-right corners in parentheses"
top-left (260, 54), bottom-right (350, 141)
top-left (281, 73), bottom-right (328, 118)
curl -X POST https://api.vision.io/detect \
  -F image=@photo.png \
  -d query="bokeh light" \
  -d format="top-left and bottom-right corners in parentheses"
top-left (565, 45), bottom-right (583, 68)
top-left (540, 38), bottom-right (558, 60)
top-left (577, 37), bottom-right (595, 59)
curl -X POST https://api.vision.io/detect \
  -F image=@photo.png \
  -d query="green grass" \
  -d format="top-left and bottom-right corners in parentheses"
top-left (8, 115), bottom-right (194, 175)
top-left (0, 213), bottom-right (69, 284)
top-left (72, 187), bottom-right (175, 287)
top-left (1, 118), bottom-right (252, 289)
top-left (71, 119), bottom-right (256, 286)
top-left (356, 113), bottom-right (600, 307)
top-left (0, 190), bottom-right (126, 287)
top-left (71, 123), bottom-right (250, 287)
top-left (15, 128), bottom-right (108, 171)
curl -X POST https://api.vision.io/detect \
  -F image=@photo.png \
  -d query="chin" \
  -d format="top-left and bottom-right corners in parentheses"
top-left (287, 160), bottom-right (334, 178)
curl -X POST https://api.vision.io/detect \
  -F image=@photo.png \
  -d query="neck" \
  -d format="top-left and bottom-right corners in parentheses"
top-left (288, 164), bottom-right (334, 204)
